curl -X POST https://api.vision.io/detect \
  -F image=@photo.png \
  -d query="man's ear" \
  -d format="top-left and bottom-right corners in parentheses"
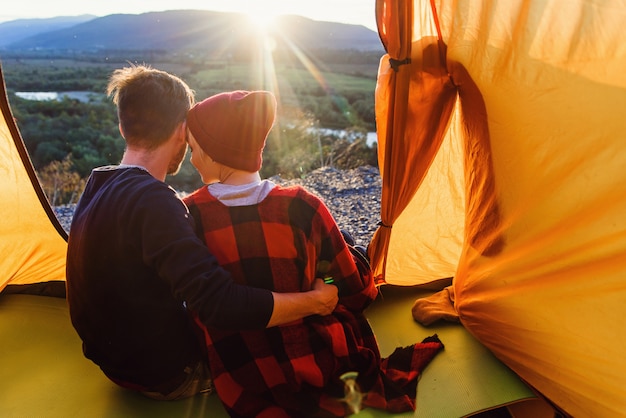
top-left (172, 121), bottom-right (186, 142)
top-left (118, 123), bottom-right (125, 138)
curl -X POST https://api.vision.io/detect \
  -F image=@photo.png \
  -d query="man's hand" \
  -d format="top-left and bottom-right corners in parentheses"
top-left (266, 279), bottom-right (339, 327)
top-left (311, 278), bottom-right (338, 316)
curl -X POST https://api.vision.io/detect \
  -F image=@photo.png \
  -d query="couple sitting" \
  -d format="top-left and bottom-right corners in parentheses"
top-left (66, 65), bottom-right (443, 418)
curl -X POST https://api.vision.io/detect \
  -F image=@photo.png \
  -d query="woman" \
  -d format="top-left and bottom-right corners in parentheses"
top-left (183, 89), bottom-right (444, 417)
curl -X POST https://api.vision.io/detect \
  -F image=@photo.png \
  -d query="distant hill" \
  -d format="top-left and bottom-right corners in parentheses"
top-left (0, 15), bottom-right (96, 47)
top-left (0, 10), bottom-right (383, 53)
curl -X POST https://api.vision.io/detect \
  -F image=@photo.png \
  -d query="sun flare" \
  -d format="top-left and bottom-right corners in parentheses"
top-left (246, 9), bottom-right (277, 32)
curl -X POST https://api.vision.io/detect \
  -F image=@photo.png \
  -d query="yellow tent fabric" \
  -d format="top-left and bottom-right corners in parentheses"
top-left (0, 65), bottom-right (67, 293)
top-left (371, 0), bottom-right (626, 417)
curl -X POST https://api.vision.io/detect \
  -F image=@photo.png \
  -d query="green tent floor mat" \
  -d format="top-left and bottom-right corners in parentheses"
top-left (0, 286), bottom-right (541, 417)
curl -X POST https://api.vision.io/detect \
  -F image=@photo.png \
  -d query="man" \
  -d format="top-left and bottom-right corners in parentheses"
top-left (65, 65), bottom-right (338, 401)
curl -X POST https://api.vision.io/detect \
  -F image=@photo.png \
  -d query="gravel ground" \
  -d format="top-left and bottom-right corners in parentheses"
top-left (53, 165), bottom-right (382, 247)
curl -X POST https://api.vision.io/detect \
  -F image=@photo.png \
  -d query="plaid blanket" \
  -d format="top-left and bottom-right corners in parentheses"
top-left (184, 184), bottom-right (444, 417)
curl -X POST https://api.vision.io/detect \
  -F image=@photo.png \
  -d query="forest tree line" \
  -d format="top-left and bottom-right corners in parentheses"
top-left (3, 56), bottom-right (379, 205)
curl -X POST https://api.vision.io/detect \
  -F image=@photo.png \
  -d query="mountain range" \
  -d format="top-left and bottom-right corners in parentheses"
top-left (0, 10), bottom-right (383, 53)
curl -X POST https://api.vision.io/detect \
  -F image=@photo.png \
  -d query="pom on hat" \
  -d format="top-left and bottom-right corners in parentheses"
top-left (187, 90), bottom-right (277, 172)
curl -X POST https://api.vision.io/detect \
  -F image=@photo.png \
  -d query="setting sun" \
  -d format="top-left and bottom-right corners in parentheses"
top-left (245, 8), bottom-right (278, 32)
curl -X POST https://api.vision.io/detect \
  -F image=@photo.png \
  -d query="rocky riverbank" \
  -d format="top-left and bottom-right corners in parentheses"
top-left (54, 165), bottom-right (382, 247)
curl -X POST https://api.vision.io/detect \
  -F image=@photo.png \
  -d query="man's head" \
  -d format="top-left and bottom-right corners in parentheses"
top-left (107, 64), bottom-right (194, 152)
top-left (187, 90), bottom-right (277, 173)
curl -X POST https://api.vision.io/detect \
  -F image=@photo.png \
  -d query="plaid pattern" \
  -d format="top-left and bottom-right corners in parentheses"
top-left (184, 185), bottom-right (443, 417)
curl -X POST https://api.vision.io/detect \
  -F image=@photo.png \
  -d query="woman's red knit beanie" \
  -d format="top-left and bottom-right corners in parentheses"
top-left (187, 90), bottom-right (277, 172)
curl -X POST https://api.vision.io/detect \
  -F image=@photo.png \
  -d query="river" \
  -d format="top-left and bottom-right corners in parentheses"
top-left (15, 91), bottom-right (103, 103)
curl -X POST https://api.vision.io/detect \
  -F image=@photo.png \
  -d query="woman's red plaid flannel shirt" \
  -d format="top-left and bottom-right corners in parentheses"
top-left (184, 184), bottom-right (443, 417)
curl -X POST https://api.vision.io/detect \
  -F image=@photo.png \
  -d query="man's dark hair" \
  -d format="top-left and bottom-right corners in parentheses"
top-left (107, 64), bottom-right (195, 149)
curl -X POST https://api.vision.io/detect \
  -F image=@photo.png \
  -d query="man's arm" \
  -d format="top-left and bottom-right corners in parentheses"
top-left (152, 189), bottom-right (338, 330)
top-left (266, 278), bottom-right (338, 327)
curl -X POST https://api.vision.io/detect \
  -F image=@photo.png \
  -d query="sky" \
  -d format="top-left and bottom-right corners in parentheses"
top-left (0, 0), bottom-right (378, 31)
